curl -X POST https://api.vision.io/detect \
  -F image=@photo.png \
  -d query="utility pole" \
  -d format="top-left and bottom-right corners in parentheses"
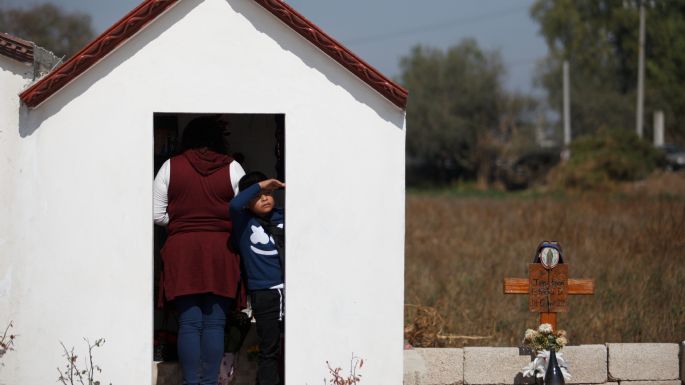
top-left (653, 111), bottom-right (664, 147)
top-left (563, 60), bottom-right (571, 146)
top-left (636, 0), bottom-right (646, 138)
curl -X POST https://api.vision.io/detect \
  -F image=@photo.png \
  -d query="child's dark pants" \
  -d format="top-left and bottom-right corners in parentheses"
top-left (251, 288), bottom-right (284, 385)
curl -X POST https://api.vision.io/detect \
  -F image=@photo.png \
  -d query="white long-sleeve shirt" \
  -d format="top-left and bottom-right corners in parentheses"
top-left (153, 159), bottom-right (246, 226)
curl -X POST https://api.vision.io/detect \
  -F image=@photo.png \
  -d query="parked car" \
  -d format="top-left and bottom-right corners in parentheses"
top-left (657, 144), bottom-right (685, 171)
top-left (496, 148), bottom-right (561, 190)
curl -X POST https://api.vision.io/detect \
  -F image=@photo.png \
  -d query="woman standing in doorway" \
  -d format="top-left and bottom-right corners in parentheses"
top-left (153, 116), bottom-right (245, 385)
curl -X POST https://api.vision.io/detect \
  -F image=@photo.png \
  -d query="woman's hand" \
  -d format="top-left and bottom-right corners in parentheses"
top-left (258, 179), bottom-right (285, 190)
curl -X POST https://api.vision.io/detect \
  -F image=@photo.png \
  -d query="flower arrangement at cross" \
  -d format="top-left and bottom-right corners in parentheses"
top-left (521, 323), bottom-right (571, 381)
top-left (523, 323), bottom-right (568, 353)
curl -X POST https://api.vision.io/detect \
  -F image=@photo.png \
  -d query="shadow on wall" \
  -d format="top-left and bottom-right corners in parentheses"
top-left (513, 372), bottom-right (536, 384)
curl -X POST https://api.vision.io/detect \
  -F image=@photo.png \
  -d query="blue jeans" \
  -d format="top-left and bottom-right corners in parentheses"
top-left (175, 294), bottom-right (233, 385)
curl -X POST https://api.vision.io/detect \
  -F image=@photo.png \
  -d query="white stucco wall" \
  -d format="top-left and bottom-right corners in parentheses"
top-left (0, 56), bottom-right (33, 376)
top-left (4, 1), bottom-right (405, 384)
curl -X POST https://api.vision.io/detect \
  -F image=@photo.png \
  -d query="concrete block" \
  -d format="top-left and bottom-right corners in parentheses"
top-left (464, 347), bottom-right (534, 384)
top-left (680, 341), bottom-right (685, 384)
top-left (575, 382), bottom-right (617, 385)
top-left (416, 348), bottom-right (464, 385)
top-left (562, 345), bottom-right (607, 384)
top-left (405, 349), bottom-right (427, 385)
top-left (153, 361), bottom-right (182, 385)
top-left (617, 381), bottom-right (681, 385)
top-left (558, 382), bottom-right (617, 385)
top-left (608, 343), bottom-right (680, 381)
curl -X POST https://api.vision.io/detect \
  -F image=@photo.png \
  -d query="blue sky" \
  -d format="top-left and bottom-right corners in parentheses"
top-left (0, 0), bottom-right (548, 93)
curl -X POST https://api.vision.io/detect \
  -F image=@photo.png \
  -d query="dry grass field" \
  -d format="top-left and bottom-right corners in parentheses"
top-left (404, 172), bottom-right (685, 347)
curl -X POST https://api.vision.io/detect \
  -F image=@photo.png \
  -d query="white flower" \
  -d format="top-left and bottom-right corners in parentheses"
top-left (524, 329), bottom-right (537, 341)
top-left (556, 336), bottom-right (568, 347)
top-left (521, 350), bottom-right (572, 381)
top-left (521, 357), bottom-right (546, 378)
top-left (538, 323), bottom-right (553, 334)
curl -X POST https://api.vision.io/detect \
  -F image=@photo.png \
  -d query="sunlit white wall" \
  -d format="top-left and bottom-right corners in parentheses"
top-left (5, 0), bottom-right (405, 384)
top-left (0, 56), bottom-right (33, 382)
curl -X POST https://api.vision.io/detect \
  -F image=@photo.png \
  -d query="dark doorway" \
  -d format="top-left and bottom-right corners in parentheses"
top-left (152, 113), bottom-right (285, 377)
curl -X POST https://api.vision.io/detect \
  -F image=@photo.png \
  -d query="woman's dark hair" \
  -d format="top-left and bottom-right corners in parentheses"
top-left (239, 171), bottom-right (268, 192)
top-left (181, 116), bottom-right (227, 153)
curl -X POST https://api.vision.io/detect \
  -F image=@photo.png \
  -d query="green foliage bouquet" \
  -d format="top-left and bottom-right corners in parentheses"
top-left (522, 323), bottom-right (568, 353)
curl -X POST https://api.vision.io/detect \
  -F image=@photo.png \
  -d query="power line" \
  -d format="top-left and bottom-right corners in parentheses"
top-left (343, 5), bottom-right (529, 45)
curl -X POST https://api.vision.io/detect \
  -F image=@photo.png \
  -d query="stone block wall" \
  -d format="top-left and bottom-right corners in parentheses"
top-left (405, 342), bottom-right (683, 385)
top-left (154, 342), bottom-right (684, 385)
top-left (607, 343), bottom-right (680, 382)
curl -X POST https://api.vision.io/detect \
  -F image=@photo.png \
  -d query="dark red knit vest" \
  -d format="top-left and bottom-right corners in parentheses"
top-left (167, 154), bottom-right (234, 235)
top-left (159, 151), bottom-right (241, 303)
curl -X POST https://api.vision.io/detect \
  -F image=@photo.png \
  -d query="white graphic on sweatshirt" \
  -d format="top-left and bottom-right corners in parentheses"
top-left (250, 225), bottom-right (278, 255)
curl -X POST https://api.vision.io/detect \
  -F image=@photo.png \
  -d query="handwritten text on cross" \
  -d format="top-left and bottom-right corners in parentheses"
top-left (503, 262), bottom-right (594, 330)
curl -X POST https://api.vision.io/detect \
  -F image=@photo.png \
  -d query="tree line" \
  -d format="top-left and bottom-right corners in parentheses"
top-left (403, 0), bottom-right (685, 187)
top-left (0, 3), bottom-right (94, 59)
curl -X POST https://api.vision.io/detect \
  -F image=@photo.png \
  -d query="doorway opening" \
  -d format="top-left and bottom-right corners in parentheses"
top-left (152, 112), bottom-right (285, 382)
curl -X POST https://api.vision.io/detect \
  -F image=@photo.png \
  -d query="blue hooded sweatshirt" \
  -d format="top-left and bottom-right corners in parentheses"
top-left (230, 183), bottom-right (284, 291)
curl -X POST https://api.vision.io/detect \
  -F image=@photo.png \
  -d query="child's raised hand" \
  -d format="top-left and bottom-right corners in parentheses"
top-left (258, 179), bottom-right (285, 190)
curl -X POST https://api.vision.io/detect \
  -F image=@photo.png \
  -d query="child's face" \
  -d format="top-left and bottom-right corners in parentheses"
top-left (249, 190), bottom-right (275, 216)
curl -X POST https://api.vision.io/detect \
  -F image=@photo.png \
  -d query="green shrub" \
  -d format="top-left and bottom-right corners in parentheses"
top-left (555, 128), bottom-right (665, 189)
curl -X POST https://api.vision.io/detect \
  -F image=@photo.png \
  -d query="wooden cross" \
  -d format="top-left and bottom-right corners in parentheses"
top-left (503, 262), bottom-right (594, 331)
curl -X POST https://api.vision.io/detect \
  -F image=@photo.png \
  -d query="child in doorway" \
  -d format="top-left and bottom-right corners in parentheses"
top-left (230, 171), bottom-right (285, 385)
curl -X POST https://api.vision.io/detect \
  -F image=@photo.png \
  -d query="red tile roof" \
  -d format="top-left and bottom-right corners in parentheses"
top-left (20, 0), bottom-right (407, 109)
top-left (20, 0), bottom-right (178, 108)
top-left (0, 32), bottom-right (34, 63)
top-left (253, 0), bottom-right (407, 109)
